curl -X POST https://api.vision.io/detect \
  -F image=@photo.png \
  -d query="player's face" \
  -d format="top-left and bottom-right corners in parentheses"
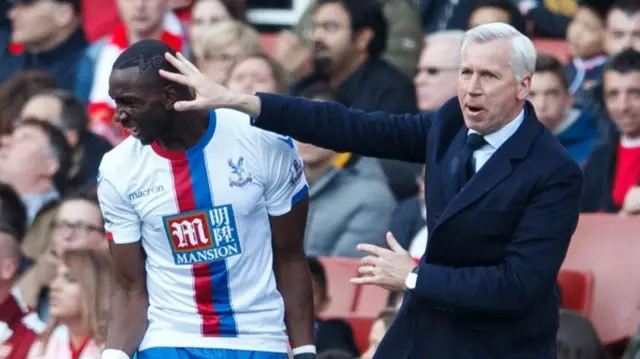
top-left (49, 263), bottom-right (83, 321)
top-left (109, 68), bottom-right (173, 145)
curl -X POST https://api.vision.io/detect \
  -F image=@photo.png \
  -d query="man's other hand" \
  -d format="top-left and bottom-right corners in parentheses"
top-left (351, 232), bottom-right (415, 292)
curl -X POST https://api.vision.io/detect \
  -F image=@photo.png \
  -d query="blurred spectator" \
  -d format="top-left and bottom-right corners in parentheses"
top-left (389, 167), bottom-right (426, 259)
top-left (190, 0), bottom-right (247, 47)
top-left (360, 308), bottom-right (396, 359)
top-left (530, 54), bottom-right (600, 165)
top-left (604, 0), bottom-right (640, 55)
top-left (26, 249), bottom-right (113, 359)
top-left (581, 49), bottom-right (640, 214)
top-left (419, 0), bottom-right (473, 34)
top-left (290, 0), bottom-right (422, 79)
top-left (226, 53), bottom-right (289, 95)
top-left (88, 0), bottom-right (189, 145)
top-left (513, 0), bottom-right (577, 38)
top-left (193, 20), bottom-right (262, 84)
top-left (294, 82), bottom-right (395, 258)
top-left (291, 0), bottom-right (417, 114)
top-left (0, 70), bottom-right (57, 136)
top-left (291, 0), bottom-right (421, 202)
top-left (565, 1), bottom-right (610, 96)
top-left (0, 0), bottom-right (95, 103)
top-left (16, 189), bottom-right (107, 317)
top-left (415, 30), bottom-right (463, 112)
top-left (307, 257), bottom-right (359, 357)
top-left (20, 90), bottom-right (112, 193)
top-left (580, 0), bottom-right (640, 138)
top-left (622, 325), bottom-right (640, 359)
top-left (556, 309), bottom-right (609, 359)
top-left (0, 119), bottom-right (70, 224)
top-left (467, 0), bottom-right (527, 35)
top-left (0, 183), bottom-right (45, 359)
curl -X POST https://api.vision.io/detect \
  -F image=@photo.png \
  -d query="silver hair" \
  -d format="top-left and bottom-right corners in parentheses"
top-left (461, 23), bottom-right (537, 82)
top-left (425, 30), bottom-right (465, 65)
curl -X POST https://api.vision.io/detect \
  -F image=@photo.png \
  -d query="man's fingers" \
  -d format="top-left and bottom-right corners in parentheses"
top-left (360, 255), bottom-right (379, 267)
top-left (165, 52), bottom-right (192, 75)
top-left (357, 243), bottom-right (387, 257)
top-left (159, 69), bottom-right (189, 85)
top-left (350, 275), bottom-right (379, 285)
top-left (357, 265), bottom-right (376, 275)
top-left (176, 51), bottom-right (201, 74)
top-left (174, 100), bottom-right (198, 111)
top-left (385, 231), bottom-right (404, 252)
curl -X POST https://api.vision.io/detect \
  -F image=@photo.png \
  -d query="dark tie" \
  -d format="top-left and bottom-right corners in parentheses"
top-left (456, 133), bottom-right (487, 190)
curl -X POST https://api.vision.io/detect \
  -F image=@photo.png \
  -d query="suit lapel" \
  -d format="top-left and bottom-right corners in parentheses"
top-left (433, 102), bottom-right (543, 232)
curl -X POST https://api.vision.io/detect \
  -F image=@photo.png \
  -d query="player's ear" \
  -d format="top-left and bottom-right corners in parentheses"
top-left (164, 85), bottom-right (177, 111)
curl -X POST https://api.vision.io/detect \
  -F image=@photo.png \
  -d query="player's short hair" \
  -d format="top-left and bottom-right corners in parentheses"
top-left (19, 118), bottom-right (72, 194)
top-left (535, 53), bottom-right (570, 90)
top-left (307, 256), bottom-right (328, 295)
top-left (0, 183), bottom-right (27, 243)
top-left (605, 48), bottom-right (640, 74)
top-left (112, 39), bottom-right (182, 87)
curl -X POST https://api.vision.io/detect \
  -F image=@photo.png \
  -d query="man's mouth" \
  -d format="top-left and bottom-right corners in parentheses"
top-left (465, 105), bottom-right (485, 115)
top-left (122, 121), bottom-right (140, 136)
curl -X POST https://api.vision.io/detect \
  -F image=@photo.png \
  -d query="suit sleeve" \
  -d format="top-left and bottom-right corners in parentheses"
top-left (253, 93), bottom-right (430, 164)
top-left (97, 170), bottom-right (142, 244)
top-left (412, 161), bottom-right (583, 314)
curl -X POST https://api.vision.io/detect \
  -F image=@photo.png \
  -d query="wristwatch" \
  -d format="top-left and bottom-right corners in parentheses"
top-left (405, 266), bottom-right (419, 291)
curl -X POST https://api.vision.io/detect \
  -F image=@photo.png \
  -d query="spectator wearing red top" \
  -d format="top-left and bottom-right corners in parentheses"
top-left (0, 183), bottom-right (45, 359)
top-left (581, 49), bottom-right (640, 214)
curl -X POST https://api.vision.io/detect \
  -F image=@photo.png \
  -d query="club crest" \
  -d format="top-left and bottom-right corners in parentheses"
top-left (228, 157), bottom-right (253, 188)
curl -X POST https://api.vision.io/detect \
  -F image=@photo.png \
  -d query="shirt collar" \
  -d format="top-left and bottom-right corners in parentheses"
top-left (468, 108), bottom-right (525, 150)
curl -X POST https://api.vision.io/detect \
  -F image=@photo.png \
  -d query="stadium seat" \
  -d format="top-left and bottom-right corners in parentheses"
top-left (352, 285), bottom-right (390, 316)
top-left (562, 214), bottom-right (640, 344)
top-left (557, 269), bottom-right (594, 315)
top-left (533, 38), bottom-right (570, 63)
top-left (317, 257), bottom-right (360, 316)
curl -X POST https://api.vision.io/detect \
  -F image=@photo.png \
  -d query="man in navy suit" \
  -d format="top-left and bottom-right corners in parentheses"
top-left (159, 22), bottom-right (583, 359)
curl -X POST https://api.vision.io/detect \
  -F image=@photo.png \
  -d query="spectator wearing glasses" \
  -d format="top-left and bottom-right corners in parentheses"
top-left (0, 183), bottom-right (45, 359)
top-left (193, 20), bottom-right (262, 85)
top-left (20, 89), bottom-right (113, 193)
top-left (414, 30), bottom-right (463, 112)
top-left (16, 189), bottom-right (107, 319)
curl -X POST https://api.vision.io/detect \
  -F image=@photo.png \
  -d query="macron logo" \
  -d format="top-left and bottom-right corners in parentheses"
top-left (129, 185), bottom-right (164, 201)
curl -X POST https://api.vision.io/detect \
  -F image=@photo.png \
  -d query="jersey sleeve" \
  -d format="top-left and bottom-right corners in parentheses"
top-left (97, 169), bottom-right (141, 244)
top-left (261, 133), bottom-right (309, 216)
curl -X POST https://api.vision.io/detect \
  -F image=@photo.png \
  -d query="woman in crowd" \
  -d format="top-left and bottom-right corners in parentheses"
top-left (16, 189), bottom-right (107, 319)
top-left (226, 52), bottom-right (290, 95)
top-left (192, 20), bottom-right (262, 83)
top-left (27, 249), bottom-right (113, 359)
top-left (190, 0), bottom-right (247, 45)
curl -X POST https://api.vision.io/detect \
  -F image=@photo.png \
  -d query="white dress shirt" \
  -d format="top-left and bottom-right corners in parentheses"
top-left (468, 108), bottom-right (525, 173)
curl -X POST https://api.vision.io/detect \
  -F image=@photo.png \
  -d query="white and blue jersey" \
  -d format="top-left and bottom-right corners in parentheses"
top-left (97, 109), bottom-right (308, 354)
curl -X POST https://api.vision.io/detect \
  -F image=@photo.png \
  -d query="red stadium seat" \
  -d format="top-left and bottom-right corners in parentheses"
top-left (562, 214), bottom-right (640, 344)
top-left (558, 269), bottom-right (594, 315)
top-left (533, 38), bottom-right (570, 63)
top-left (352, 285), bottom-right (390, 316)
top-left (316, 257), bottom-right (360, 316)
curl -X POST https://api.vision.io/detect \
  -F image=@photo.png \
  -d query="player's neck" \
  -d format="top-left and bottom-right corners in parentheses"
top-left (156, 111), bottom-right (209, 151)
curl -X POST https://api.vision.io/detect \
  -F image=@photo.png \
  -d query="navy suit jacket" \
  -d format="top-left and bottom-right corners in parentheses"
top-left (253, 94), bottom-right (583, 359)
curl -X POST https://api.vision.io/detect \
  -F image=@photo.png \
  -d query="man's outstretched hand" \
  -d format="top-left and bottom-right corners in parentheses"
top-left (159, 52), bottom-right (262, 117)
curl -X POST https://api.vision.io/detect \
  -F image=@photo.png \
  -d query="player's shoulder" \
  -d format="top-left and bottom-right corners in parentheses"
top-left (98, 136), bottom-right (151, 180)
top-left (212, 108), bottom-right (295, 151)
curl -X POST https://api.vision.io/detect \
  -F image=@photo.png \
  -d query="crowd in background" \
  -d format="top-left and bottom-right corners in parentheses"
top-left (0, 0), bottom-right (639, 358)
